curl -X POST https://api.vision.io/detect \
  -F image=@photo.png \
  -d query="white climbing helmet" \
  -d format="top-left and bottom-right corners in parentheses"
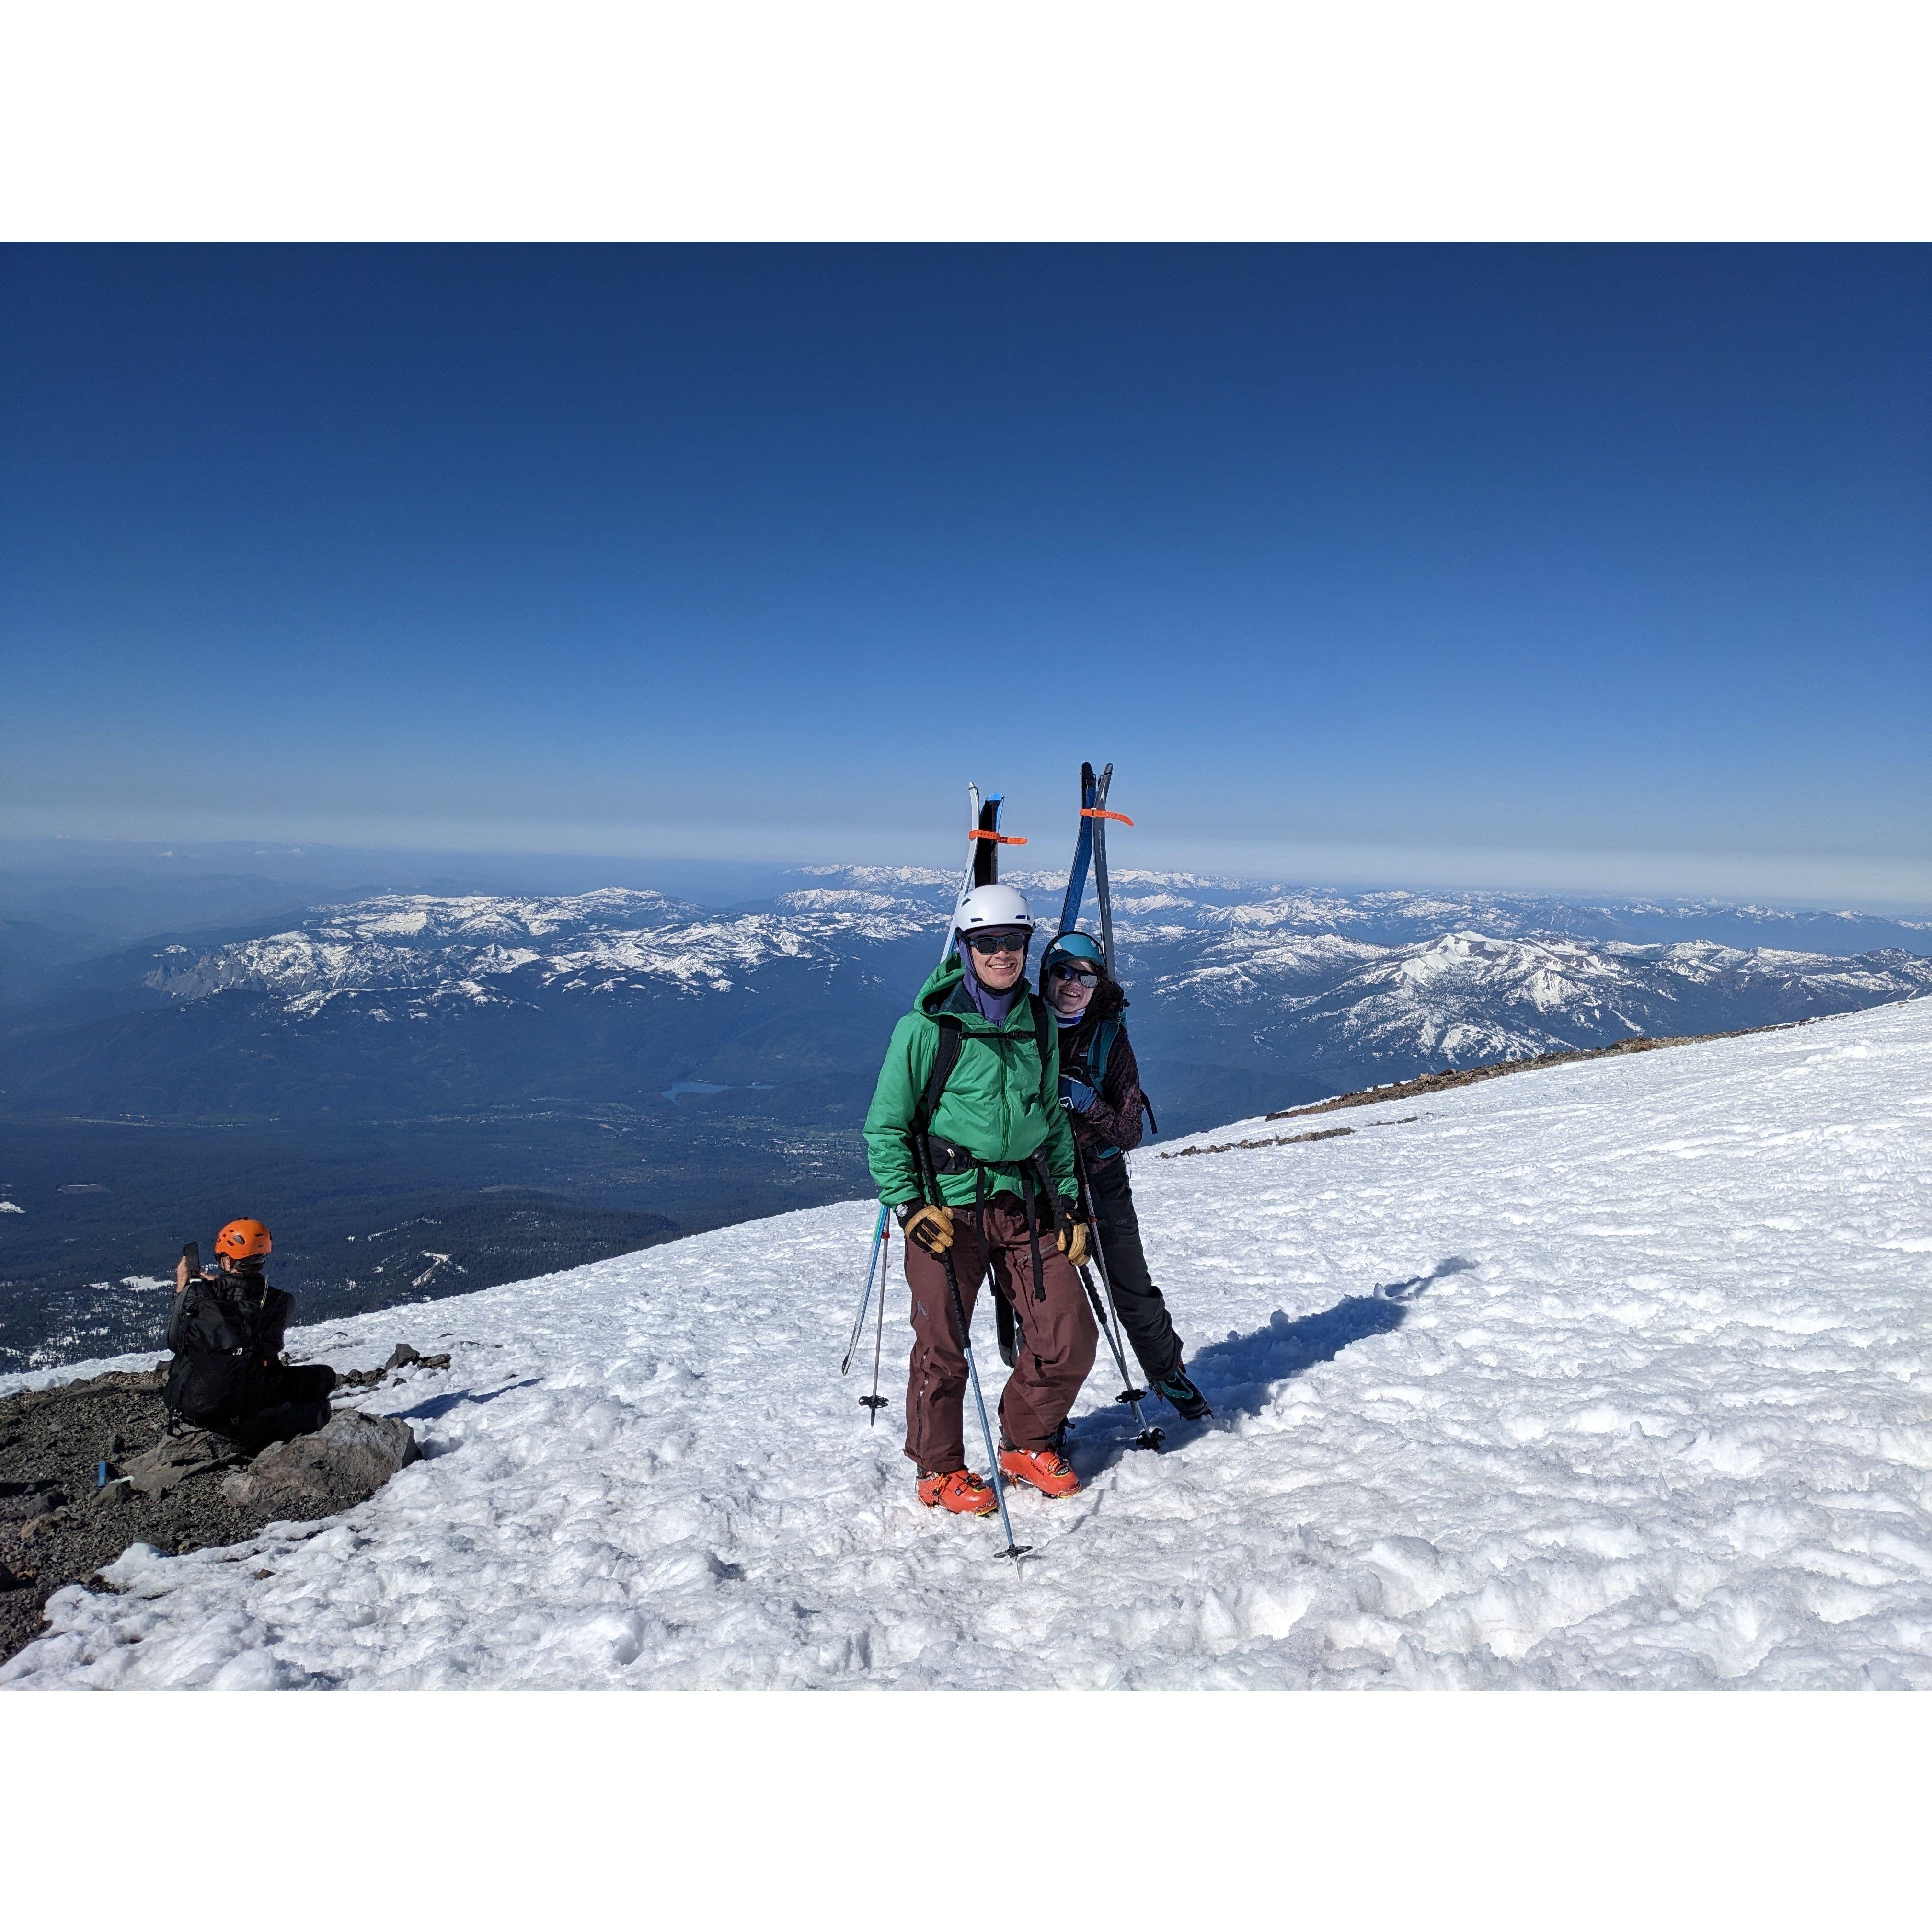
top-left (954, 883), bottom-right (1036, 936)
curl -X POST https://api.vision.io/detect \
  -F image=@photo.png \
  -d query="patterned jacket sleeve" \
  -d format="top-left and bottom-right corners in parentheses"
top-left (1075, 1026), bottom-right (1145, 1154)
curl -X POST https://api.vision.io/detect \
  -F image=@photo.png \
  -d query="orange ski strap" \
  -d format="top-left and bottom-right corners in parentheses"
top-left (967, 830), bottom-right (1027, 844)
top-left (1079, 809), bottom-right (1134, 827)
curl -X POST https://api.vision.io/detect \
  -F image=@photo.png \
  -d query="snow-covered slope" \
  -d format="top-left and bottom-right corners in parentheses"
top-left (6, 999), bottom-right (1930, 1689)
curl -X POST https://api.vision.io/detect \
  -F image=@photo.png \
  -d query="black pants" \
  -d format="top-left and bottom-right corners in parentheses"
top-left (1084, 1152), bottom-right (1182, 1383)
top-left (228, 1364), bottom-right (337, 1457)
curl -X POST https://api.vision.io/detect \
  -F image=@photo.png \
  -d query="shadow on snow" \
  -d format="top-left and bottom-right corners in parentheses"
top-left (383, 1377), bottom-right (541, 1425)
top-left (1070, 1254), bottom-right (1480, 1470)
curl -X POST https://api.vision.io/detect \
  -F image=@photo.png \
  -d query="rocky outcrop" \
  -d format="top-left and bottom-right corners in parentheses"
top-left (222, 1410), bottom-right (420, 1515)
top-left (334, 1341), bottom-right (452, 1390)
top-left (1, 1348), bottom-right (438, 1664)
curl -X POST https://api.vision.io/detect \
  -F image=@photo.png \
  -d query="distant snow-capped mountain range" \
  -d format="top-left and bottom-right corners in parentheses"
top-left (143, 886), bottom-right (932, 1015)
top-left (138, 871), bottom-right (1932, 1081)
top-left (5, 868), bottom-right (1927, 1368)
top-left (1162, 926), bottom-right (1931, 1071)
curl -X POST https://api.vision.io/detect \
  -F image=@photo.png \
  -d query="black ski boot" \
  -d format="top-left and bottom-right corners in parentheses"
top-left (1153, 1362), bottom-right (1212, 1421)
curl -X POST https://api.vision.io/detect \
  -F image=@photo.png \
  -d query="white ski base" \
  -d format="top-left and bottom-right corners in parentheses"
top-left (5, 999), bottom-right (1929, 1689)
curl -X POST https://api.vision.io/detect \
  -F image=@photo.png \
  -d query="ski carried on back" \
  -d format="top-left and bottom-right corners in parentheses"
top-left (943, 783), bottom-right (1025, 962)
top-left (1059, 760), bottom-right (1132, 972)
top-left (1052, 760), bottom-right (1161, 1447)
top-left (1059, 762), bottom-right (1099, 934)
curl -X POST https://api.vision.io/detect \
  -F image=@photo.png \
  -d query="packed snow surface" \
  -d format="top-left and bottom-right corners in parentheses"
top-left (6, 1000), bottom-right (1930, 1690)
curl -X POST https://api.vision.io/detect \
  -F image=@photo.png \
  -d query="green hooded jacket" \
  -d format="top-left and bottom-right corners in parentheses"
top-left (863, 955), bottom-right (1078, 1208)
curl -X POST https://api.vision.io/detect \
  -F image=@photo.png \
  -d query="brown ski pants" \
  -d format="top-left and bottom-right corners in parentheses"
top-left (902, 1194), bottom-right (1097, 1472)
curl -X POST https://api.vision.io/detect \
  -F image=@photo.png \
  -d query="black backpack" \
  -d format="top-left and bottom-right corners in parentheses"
top-left (163, 1274), bottom-right (291, 1428)
top-left (1061, 1013), bottom-right (1159, 1145)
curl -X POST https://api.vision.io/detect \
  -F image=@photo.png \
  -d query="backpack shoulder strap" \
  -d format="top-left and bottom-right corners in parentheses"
top-left (1089, 1016), bottom-right (1120, 1083)
top-left (1087, 1014), bottom-right (1158, 1139)
top-left (915, 1002), bottom-right (1053, 1136)
top-left (914, 1017), bottom-right (965, 1132)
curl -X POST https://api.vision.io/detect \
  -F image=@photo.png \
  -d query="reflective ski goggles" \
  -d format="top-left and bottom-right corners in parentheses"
top-left (964, 929), bottom-right (1030, 956)
top-left (1048, 962), bottom-right (1099, 986)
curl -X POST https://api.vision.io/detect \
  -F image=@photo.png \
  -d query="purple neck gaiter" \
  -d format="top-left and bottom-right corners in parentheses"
top-left (958, 945), bottom-right (1026, 1024)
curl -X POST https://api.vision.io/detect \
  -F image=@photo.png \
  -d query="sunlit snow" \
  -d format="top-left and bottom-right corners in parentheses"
top-left (4, 999), bottom-right (1928, 1689)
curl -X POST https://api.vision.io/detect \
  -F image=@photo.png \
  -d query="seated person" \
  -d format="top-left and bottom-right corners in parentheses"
top-left (165, 1218), bottom-right (336, 1454)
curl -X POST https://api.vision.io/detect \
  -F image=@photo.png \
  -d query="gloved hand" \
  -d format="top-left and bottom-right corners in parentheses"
top-left (1059, 1075), bottom-right (1097, 1115)
top-left (1057, 1216), bottom-right (1090, 1268)
top-left (897, 1202), bottom-right (955, 1255)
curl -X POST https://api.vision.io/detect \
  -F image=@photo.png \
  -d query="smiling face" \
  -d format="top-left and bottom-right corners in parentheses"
top-left (965, 928), bottom-right (1029, 991)
top-left (1046, 961), bottom-right (1096, 1017)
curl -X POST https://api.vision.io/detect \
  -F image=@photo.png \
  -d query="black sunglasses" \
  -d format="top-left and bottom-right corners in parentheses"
top-left (965, 931), bottom-right (1030, 956)
top-left (1049, 963), bottom-right (1099, 985)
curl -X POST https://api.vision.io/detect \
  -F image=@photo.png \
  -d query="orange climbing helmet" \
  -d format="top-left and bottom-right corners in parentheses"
top-left (215, 1218), bottom-right (273, 1263)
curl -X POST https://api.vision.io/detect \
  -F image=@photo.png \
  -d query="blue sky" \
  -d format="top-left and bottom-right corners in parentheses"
top-left (5, 245), bottom-right (1927, 905)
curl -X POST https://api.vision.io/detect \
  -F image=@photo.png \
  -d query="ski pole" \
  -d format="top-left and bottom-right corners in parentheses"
top-left (862, 1217), bottom-right (890, 1423)
top-left (1073, 1261), bottom-right (1161, 1451)
top-left (839, 1202), bottom-right (890, 1380)
top-left (916, 1130), bottom-right (1028, 1562)
top-left (1075, 1147), bottom-right (1163, 1450)
top-left (1036, 1149), bottom-right (1159, 1449)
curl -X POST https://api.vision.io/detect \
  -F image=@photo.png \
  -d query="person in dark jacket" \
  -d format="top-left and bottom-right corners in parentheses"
top-left (1040, 932), bottom-right (1211, 1420)
top-left (165, 1218), bottom-right (336, 1453)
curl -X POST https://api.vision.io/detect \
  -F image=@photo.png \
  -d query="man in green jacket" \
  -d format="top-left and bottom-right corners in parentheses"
top-left (863, 883), bottom-right (1097, 1516)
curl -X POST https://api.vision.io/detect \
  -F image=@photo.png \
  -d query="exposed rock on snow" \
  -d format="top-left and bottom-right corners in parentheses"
top-left (334, 1342), bottom-right (453, 1390)
top-left (0, 1362), bottom-right (437, 1666)
top-left (1256, 1020), bottom-right (1814, 1123)
top-left (3, 998), bottom-right (1927, 1690)
top-left (122, 1428), bottom-right (238, 1497)
top-left (221, 1412), bottom-right (420, 1516)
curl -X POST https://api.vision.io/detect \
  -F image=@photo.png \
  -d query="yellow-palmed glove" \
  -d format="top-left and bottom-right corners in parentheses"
top-left (898, 1203), bottom-right (955, 1255)
top-left (1057, 1217), bottom-right (1090, 1269)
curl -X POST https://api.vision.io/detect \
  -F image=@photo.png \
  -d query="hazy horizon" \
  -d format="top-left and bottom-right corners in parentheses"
top-left (4, 834), bottom-right (1928, 922)
top-left (5, 246), bottom-right (1926, 914)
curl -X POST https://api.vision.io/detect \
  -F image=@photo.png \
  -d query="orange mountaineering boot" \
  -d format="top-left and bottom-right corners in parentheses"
top-left (997, 1444), bottom-right (1081, 1499)
top-left (917, 1468), bottom-right (999, 1516)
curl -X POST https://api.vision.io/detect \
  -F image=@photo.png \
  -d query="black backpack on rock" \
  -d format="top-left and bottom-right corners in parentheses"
top-left (163, 1273), bottom-right (293, 1429)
